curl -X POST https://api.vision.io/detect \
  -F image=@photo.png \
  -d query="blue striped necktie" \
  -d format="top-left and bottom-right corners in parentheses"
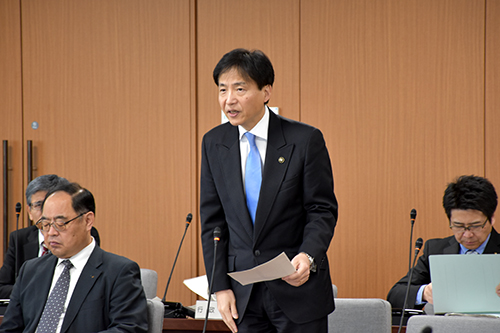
top-left (244, 132), bottom-right (262, 224)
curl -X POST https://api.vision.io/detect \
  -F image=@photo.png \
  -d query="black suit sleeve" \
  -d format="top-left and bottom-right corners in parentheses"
top-left (387, 239), bottom-right (434, 309)
top-left (0, 231), bottom-right (21, 299)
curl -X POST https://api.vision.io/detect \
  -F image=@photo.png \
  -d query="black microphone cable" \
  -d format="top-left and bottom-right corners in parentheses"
top-left (398, 237), bottom-right (424, 333)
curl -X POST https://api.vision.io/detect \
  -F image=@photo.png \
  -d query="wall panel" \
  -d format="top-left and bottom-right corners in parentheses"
top-left (21, 0), bottom-right (196, 303)
top-left (0, 0), bottom-right (24, 259)
top-left (486, 1), bottom-right (500, 188)
top-left (301, 0), bottom-right (485, 298)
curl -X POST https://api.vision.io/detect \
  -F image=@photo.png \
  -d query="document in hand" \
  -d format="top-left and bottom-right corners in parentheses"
top-left (227, 252), bottom-right (296, 286)
top-left (429, 254), bottom-right (500, 314)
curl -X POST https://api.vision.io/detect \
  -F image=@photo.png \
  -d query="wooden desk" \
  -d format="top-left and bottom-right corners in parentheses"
top-left (162, 318), bottom-right (405, 333)
top-left (0, 316), bottom-right (405, 332)
top-left (163, 318), bottom-right (229, 332)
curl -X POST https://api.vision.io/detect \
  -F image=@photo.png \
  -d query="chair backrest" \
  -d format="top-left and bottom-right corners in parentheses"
top-left (328, 298), bottom-right (392, 333)
top-left (406, 315), bottom-right (500, 333)
top-left (140, 268), bottom-right (158, 299)
top-left (332, 284), bottom-right (338, 298)
top-left (140, 268), bottom-right (164, 333)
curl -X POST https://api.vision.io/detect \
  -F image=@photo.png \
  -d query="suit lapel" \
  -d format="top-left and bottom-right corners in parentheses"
top-left (254, 111), bottom-right (294, 242)
top-left (485, 228), bottom-right (500, 254)
top-left (443, 237), bottom-right (460, 254)
top-left (217, 125), bottom-right (254, 241)
top-left (35, 255), bottom-right (59, 321)
top-left (61, 246), bottom-right (103, 333)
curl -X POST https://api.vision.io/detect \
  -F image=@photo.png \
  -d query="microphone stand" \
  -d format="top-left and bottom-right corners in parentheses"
top-left (14, 202), bottom-right (21, 280)
top-left (398, 237), bottom-right (423, 333)
top-left (161, 213), bottom-right (194, 318)
top-left (202, 227), bottom-right (221, 333)
top-left (408, 209), bottom-right (417, 271)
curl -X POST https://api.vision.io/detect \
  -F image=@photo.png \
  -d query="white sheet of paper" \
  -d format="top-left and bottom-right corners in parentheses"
top-left (183, 275), bottom-right (209, 300)
top-left (227, 252), bottom-right (296, 286)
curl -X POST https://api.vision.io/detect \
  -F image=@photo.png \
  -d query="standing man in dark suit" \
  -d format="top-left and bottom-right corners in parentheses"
top-left (0, 182), bottom-right (147, 332)
top-left (387, 175), bottom-right (500, 310)
top-left (0, 175), bottom-right (100, 299)
top-left (200, 49), bottom-right (338, 333)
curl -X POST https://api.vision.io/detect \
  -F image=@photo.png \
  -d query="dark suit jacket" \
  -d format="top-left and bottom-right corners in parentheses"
top-left (387, 228), bottom-right (500, 309)
top-left (0, 225), bottom-right (101, 299)
top-left (200, 110), bottom-right (338, 324)
top-left (0, 245), bottom-right (147, 333)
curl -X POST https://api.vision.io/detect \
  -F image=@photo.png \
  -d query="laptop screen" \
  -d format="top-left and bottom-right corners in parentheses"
top-left (429, 254), bottom-right (500, 314)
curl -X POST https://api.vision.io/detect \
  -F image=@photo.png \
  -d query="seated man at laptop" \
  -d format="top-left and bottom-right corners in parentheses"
top-left (387, 175), bottom-right (500, 310)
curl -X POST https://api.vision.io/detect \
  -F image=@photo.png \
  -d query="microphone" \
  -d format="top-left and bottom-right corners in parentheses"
top-left (14, 202), bottom-right (22, 280)
top-left (203, 227), bottom-right (221, 333)
top-left (408, 209), bottom-right (417, 271)
top-left (398, 237), bottom-right (424, 333)
top-left (161, 213), bottom-right (195, 318)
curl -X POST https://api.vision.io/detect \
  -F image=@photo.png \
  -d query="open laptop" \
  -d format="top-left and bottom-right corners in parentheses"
top-left (429, 254), bottom-right (500, 314)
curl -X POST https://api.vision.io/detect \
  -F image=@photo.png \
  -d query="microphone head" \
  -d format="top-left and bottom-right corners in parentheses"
top-left (213, 227), bottom-right (221, 240)
top-left (410, 208), bottom-right (417, 220)
top-left (15, 202), bottom-right (22, 214)
top-left (415, 237), bottom-right (424, 250)
top-left (186, 213), bottom-right (193, 224)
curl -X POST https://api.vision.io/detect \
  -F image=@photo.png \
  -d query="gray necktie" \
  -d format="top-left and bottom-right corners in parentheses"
top-left (465, 249), bottom-right (479, 255)
top-left (37, 260), bottom-right (73, 333)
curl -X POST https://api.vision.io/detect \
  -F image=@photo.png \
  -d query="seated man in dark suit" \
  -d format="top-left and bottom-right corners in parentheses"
top-left (387, 175), bottom-right (500, 310)
top-left (0, 182), bottom-right (147, 332)
top-left (0, 174), bottom-right (100, 299)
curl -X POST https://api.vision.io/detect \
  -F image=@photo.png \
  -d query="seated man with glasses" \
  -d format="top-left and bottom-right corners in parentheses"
top-left (387, 175), bottom-right (500, 310)
top-left (0, 182), bottom-right (148, 332)
top-left (0, 174), bottom-right (100, 299)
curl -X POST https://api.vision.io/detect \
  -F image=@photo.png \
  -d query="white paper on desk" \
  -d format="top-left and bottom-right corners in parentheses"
top-left (228, 252), bottom-right (296, 286)
top-left (183, 275), bottom-right (209, 300)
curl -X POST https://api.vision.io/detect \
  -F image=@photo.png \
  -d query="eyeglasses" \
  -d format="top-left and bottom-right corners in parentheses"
top-left (29, 201), bottom-right (43, 211)
top-left (449, 218), bottom-right (489, 233)
top-left (36, 212), bottom-right (88, 232)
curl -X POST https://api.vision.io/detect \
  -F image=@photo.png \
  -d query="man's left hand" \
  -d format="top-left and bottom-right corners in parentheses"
top-left (282, 253), bottom-right (310, 287)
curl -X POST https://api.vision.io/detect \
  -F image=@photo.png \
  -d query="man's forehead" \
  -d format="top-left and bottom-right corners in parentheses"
top-left (43, 192), bottom-right (74, 213)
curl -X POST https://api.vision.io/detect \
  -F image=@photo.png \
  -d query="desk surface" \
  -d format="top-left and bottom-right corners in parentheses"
top-left (162, 318), bottom-right (406, 333)
top-left (0, 316), bottom-right (405, 332)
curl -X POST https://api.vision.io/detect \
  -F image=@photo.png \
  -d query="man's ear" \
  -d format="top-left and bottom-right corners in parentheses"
top-left (263, 84), bottom-right (273, 104)
top-left (84, 211), bottom-right (95, 230)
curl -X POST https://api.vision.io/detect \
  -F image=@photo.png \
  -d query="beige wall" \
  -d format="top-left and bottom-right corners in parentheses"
top-left (1, 0), bottom-right (498, 305)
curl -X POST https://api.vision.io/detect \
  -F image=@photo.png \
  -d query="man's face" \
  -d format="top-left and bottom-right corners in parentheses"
top-left (41, 191), bottom-right (93, 259)
top-left (450, 209), bottom-right (495, 250)
top-left (218, 67), bottom-right (272, 131)
top-left (28, 191), bottom-right (47, 223)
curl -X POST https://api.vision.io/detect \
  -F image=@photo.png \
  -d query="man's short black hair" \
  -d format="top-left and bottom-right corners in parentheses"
top-left (443, 175), bottom-right (498, 221)
top-left (213, 48), bottom-right (275, 90)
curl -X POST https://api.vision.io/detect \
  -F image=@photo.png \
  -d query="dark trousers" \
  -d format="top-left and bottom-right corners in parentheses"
top-left (238, 282), bottom-right (328, 333)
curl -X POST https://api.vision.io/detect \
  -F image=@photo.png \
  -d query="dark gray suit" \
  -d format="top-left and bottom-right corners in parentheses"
top-left (0, 245), bottom-right (147, 332)
top-left (200, 110), bottom-right (338, 324)
top-left (387, 228), bottom-right (500, 309)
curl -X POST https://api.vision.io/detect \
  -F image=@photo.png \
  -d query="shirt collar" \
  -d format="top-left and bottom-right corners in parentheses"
top-left (57, 237), bottom-right (96, 270)
top-left (238, 106), bottom-right (270, 141)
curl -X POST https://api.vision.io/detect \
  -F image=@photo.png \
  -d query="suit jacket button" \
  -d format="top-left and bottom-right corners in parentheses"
top-left (254, 250), bottom-right (261, 256)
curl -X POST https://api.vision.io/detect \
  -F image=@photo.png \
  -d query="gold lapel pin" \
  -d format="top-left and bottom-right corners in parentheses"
top-left (278, 157), bottom-right (285, 164)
